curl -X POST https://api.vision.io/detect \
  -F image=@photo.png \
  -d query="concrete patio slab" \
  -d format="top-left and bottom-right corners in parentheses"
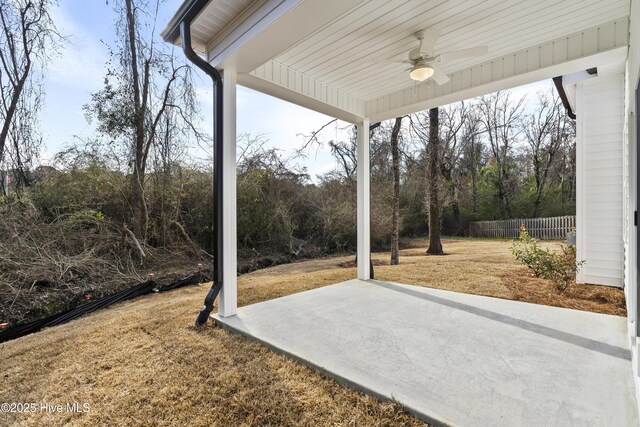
top-left (213, 279), bottom-right (638, 426)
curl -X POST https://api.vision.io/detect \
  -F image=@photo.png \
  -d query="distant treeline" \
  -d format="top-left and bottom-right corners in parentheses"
top-left (0, 88), bottom-right (575, 326)
top-left (5, 87), bottom-right (575, 268)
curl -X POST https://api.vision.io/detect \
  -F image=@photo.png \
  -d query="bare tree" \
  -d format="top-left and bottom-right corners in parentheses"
top-left (478, 91), bottom-right (525, 218)
top-left (329, 135), bottom-right (358, 180)
top-left (524, 90), bottom-right (572, 217)
top-left (439, 103), bottom-right (470, 235)
top-left (0, 0), bottom-right (60, 192)
top-left (298, 119), bottom-right (359, 180)
top-left (459, 111), bottom-right (484, 215)
top-left (86, 0), bottom-right (201, 240)
top-left (408, 107), bottom-right (446, 253)
top-left (426, 107), bottom-right (444, 254)
top-left (389, 116), bottom-right (403, 265)
top-left (561, 119), bottom-right (577, 206)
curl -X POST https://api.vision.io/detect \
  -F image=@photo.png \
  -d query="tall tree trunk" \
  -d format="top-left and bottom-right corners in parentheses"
top-left (125, 0), bottom-right (147, 240)
top-left (0, 66), bottom-right (29, 166)
top-left (495, 160), bottom-right (512, 218)
top-left (532, 157), bottom-right (542, 217)
top-left (1, 0), bottom-right (61, 194)
top-left (427, 107), bottom-right (444, 255)
top-left (532, 179), bottom-right (544, 217)
top-left (390, 117), bottom-right (402, 265)
top-left (471, 159), bottom-right (478, 214)
top-left (452, 196), bottom-right (463, 236)
top-left (532, 197), bottom-right (542, 218)
top-left (469, 135), bottom-right (479, 214)
top-left (560, 173), bottom-right (565, 208)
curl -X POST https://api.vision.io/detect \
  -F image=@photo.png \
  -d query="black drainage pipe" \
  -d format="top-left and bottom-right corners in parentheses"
top-left (179, 21), bottom-right (224, 326)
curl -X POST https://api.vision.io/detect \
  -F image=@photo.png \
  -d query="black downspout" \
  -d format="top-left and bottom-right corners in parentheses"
top-left (179, 21), bottom-right (225, 326)
top-left (552, 76), bottom-right (576, 120)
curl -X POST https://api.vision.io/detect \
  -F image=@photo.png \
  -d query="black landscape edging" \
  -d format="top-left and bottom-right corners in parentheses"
top-left (0, 273), bottom-right (204, 344)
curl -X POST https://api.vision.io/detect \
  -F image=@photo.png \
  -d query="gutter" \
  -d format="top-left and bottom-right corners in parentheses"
top-left (171, 2), bottom-right (224, 326)
top-left (552, 76), bottom-right (576, 120)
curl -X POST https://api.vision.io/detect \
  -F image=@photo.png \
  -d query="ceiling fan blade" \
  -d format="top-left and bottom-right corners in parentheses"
top-left (364, 58), bottom-right (409, 65)
top-left (438, 45), bottom-right (488, 62)
top-left (421, 28), bottom-right (441, 54)
top-left (430, 64), bottom-right (450, 85)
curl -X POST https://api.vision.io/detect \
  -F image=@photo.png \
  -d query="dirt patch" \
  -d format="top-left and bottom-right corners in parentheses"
top-left (500, 269), bottom-right (626, 316)
top-left (402, 251), bottom-right (452, 257)
top-left (337, 258), bottom-right (387, 268)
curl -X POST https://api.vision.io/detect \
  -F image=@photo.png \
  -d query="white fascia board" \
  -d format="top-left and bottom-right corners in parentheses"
top-left (238, 72), bottom-right (365, 123)
top-left (365, 18), bottom-right (629, 122)
top-left (207, 0), bottom-right (364, 74)
top-left (562, 70), bottom-right (595, 85)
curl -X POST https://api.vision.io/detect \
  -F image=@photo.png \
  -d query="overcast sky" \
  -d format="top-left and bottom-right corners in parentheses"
top-left (40, 0), bottom-right (549, 178)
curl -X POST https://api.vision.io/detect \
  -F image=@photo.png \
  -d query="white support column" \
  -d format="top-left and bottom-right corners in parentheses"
top-left (219, 66), bottom-right (237, 317)
top-left (357, 118), bottom-right (370, 280)
top-left (575, 83), bottom-right (585, 284)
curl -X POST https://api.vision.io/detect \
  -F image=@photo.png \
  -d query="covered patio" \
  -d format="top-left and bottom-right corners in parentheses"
top-left (162, 0), bottom-right (640, 424)
top-left (215, 279), bottom-right (637, 426)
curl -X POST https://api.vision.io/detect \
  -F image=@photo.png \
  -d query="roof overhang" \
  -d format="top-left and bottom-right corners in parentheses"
top-left (553, 68), bottom-right (599, 118)
top-left (553, 59), bottom-right (628, 118)
top-left (164, 0), bottom-right (631, 123)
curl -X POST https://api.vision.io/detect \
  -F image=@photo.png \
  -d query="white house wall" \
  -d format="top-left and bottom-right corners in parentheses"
top-left (576, 73), bottom-right (625, 287)
top-left (623, 90), bottom-right (635, 314)
top-left (625, 0), bottom-right (640, 415)
top-left (624, 0), bottom-right (639, 337)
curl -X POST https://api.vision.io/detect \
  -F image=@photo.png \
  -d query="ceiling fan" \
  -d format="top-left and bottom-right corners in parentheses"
top-left (397, 29), bottom-right (488, 85)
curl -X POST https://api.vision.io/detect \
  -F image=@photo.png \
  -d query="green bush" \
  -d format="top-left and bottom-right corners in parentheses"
top-left (511, 226), bottom-right (584, 292)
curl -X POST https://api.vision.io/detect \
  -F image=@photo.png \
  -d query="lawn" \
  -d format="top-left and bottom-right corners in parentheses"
top-left (0, 239), bottom-right (626, 426)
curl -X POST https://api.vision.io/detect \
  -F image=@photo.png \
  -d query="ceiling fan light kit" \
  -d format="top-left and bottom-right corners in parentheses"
top-left (409, 64), bottom-right (434, 81)
top-left (399, 29), bottom-right (488, 85)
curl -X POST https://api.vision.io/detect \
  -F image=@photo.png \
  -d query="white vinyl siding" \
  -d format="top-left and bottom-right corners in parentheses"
top-left (576, 73), bottom-right (625, 286)
top-left (625, 0), bottom-right (640, 412)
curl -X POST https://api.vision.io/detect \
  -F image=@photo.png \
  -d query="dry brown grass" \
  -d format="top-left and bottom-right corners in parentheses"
top-left (0, 239), bottom-right (626, 426)
top-left (373, 238), bottom-right (626, 316)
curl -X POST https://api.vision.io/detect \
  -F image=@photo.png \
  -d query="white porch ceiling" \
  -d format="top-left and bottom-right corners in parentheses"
top-left (273, 0), bottom-right (628, 101)
top-left (166, 0), bottom-right (631, 122)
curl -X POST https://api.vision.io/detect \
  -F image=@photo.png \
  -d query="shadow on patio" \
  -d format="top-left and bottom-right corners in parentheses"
top-left (214, 279), bottom-right (638, 426)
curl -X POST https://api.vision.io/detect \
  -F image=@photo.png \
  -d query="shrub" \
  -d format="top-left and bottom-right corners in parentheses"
top-left (510, 225), bottom-right (584, 292)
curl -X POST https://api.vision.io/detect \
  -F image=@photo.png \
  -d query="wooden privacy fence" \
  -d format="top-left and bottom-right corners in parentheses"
top-left (469, 215), bottom-right (575, 240)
